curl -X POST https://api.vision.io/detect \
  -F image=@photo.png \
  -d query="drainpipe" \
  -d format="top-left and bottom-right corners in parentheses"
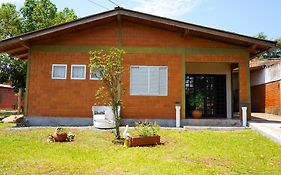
top-left (175, 102), bottom-right (181, 128)
top-left (242, 107), bottom-right (247, 127)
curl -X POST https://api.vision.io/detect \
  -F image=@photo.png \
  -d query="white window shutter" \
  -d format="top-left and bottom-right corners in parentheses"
top-left (149, 67), bottom-right (160, 94)
top-left (131, 67), bottom-right (149, 95)
top-left (159, 67), bottom-right (168, 95)
top-left (130, 66), bottom-right (168, 96)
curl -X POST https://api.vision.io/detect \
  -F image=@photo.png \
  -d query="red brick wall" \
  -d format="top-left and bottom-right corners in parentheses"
top-left (251, 81), bottom-right (280, 114)
top-left (0, 87), bottom-right (17, 109)
top-left (27, 20), bottom-right (250, 119)
top-left (34, 21), bottom-right (119, 46)
top-left (121, 21), bottom-right (235, 48)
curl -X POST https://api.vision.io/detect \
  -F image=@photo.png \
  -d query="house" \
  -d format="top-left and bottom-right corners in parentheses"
top-left (250, 59), bottom-right (281, 115)
top-left (0, 84), bottom-right (17, 110)
top-left (0, 8), bottom-right (277, 126)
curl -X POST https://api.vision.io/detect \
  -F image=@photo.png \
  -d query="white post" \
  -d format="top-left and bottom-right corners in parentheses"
top-left (242, 107), bottom-right (247, 127)
top-left (175, 105), bottom-right (181, 128)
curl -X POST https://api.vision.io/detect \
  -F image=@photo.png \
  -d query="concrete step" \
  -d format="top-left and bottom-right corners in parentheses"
top-left (184, 126), bottom-right (247, 130)
top-left (181, 119), bottom-right (242, 127)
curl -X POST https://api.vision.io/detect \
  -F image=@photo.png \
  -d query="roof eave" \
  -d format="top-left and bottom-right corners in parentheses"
top-left (0, 8), bottom-right (277, 58)
top-left (0, 9), bottom-right (118, 48)
top-left (118, 9), bottom-right (276, 48)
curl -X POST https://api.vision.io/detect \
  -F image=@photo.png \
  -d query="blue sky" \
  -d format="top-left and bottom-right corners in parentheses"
top-left (2, 0), bottom-right (280, 40)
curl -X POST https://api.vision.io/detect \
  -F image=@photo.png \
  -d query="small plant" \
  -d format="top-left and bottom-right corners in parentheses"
top-left (66, 132), bottom-right (75, 142)
top-left (47, 128), bottom-right (75, 143)
top-left (135, 121), bottom-right (160, 137)
top-left (55, 127), bottom-right (66, 134)
top-left (47, 135), bottom-right (55, 143)
top-left (189, 93), bottom-right (204, 110)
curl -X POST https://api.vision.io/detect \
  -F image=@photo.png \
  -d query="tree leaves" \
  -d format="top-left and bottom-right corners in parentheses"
top-left (254, 32), bottom-right (281, 59)
top-left (0, 55), bottom-right (27, 93)
top-left (0, 3), bottom-right (22, 39)
top-left (0, 0), bottom-right (78, 91)
top-left (20, 0), bottom-right (78, 32)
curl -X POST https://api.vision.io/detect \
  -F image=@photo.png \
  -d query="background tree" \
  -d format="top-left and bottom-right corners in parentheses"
top-left (0, 55), bottom-right (27, 113)
top-left (255, 32), bottom-right (281, 59)
top-left (53, 8), bottom-right (78, 25)
top-left (0, 0), bottom-right (78, 113)
top-left (0, 3), bottom-right (22, 39)
top-left (21, 0), bottom-right (57, 32)
top-left (89, 48), bottom-right (125, 140)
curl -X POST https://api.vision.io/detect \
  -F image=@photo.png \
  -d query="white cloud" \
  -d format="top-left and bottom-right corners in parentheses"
top-left (132, 0), bottom-right (200, 18)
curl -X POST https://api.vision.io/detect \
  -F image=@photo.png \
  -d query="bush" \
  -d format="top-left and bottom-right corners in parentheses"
top-left (135, 121), bottom-right (160, 137)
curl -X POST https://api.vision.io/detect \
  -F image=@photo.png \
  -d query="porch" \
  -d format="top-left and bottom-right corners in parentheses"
top-left (182, 60), bottom-right (250, 122)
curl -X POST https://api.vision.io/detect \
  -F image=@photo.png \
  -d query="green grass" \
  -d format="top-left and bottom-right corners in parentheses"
top-left (0, 123), bottom-right (281, 175)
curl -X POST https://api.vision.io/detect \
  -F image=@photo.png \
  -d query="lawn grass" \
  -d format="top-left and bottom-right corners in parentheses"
top-left (0, 123), bottom-right (280, 175)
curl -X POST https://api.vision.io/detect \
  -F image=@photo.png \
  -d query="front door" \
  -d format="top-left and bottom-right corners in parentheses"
top-left (185, 74), bottom-right (227, 118)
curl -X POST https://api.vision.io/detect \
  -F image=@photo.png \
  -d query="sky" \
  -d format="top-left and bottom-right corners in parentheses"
top-left (1, 0), bottom-right (280, 40)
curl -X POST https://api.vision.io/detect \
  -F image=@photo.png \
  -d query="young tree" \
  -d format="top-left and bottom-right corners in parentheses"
top-left (89, 48), bottom-right (125, 139)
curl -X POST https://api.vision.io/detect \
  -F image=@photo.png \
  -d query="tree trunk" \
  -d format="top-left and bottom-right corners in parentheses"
top-left (17, 88), bottom-right (23, 114)
top-left (113, 104), bottom-right (121, 139)
top-left (115, 121), bottom-right (120, 139)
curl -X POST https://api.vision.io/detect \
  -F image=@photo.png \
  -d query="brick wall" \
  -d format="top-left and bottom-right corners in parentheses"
top-left (27, 20), bottom-right (250, 119)
top-left (0, 87), bottom-right (17, 109)
top-left (251, 81), bottom-right (280, 115)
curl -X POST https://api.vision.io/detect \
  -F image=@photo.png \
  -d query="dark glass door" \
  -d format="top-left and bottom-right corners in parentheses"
top-left (185, 74), bottom-right (226, 118)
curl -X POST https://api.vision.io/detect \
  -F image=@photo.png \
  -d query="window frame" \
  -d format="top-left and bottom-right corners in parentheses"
top-left (51, 64), bottom-right (67, 80)
top-left (90, 68), bottom-right (102, 80)
top-left (71, 64), bottom-right (87, 80)
top-left (130, 65), bottom-right (168, 96)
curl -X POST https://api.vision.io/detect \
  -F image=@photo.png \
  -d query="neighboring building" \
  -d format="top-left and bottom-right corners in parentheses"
top-left (0, 84), bottom-right (17, 110)
top-left (250, 59), bottom-right (281, 115)
top-left (0, 8), bottom-right (277, 126)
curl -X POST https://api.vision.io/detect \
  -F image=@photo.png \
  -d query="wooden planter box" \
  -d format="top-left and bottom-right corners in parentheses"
top-left (129, 135), bottom-right (160, 147)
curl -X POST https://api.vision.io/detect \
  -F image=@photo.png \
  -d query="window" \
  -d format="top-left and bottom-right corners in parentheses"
top-left (90, 68), bottom-right (102, 80)
top-left (52, 64), bottom-right (67, 79)
top-left (130, 66), bottom-right (168, 96)
top-left (71, 64), bottom-right (86, 80)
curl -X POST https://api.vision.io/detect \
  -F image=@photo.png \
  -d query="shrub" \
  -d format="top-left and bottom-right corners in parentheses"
top-left (135, 121), bottom-right (160, 136)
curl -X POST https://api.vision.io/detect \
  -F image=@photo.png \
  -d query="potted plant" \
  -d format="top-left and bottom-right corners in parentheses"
top-left (129, 121), bottom-right (160, 147)
top-left (189, 93), bottom-right (204, 119)
top-left (52, 127), bottom-right (68, 142)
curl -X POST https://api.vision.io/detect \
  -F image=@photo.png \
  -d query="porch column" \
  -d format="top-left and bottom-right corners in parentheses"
top-left (24, 50), bottom-right (31, 116)
top-left (239, 57), bottom-right (251, 119)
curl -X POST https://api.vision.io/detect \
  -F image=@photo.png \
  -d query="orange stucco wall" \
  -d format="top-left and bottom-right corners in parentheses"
top-left (27, 20), bottom-right (250, 119)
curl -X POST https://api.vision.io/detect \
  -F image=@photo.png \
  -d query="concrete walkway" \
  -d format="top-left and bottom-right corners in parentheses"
top-left (249, 113), bottom-right (281, 145)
